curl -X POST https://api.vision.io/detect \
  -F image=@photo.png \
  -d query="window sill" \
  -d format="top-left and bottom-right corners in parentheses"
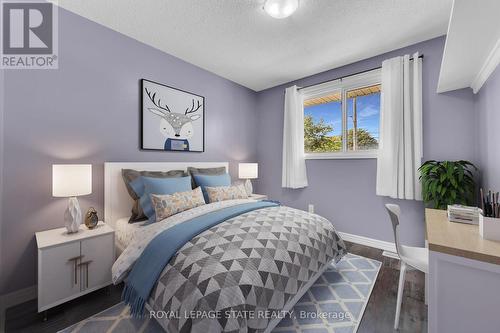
top-left (304, 150), bottom-right (378, 160)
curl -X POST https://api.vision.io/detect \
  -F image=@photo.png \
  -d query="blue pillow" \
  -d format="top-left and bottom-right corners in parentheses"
top-left (139, 176), bottom-right (192, 223)
top-left (129, 177), bottom-right (146, 198)
top-left (192, 173), bottom-right (231, 202)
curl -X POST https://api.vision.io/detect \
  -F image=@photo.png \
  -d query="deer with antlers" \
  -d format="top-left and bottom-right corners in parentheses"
top-left (145, 87), bottom-right (202, 151)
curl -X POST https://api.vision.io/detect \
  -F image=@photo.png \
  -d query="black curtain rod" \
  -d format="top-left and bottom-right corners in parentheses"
top-left (297, 54), bottom-right (424, 91)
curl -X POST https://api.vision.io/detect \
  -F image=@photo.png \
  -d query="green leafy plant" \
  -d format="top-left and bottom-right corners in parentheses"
top-left (418, 160), bottom-right (477, 209)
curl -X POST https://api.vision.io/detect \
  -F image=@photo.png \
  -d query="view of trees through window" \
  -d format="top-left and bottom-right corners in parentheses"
top-left (304, 84), bottom-right (380, 154)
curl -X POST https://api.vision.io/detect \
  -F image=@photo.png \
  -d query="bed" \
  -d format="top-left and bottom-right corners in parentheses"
top-left (114, 217), bottom-right (143, 254)
top-left (105, 162), bottom-right (346, 333)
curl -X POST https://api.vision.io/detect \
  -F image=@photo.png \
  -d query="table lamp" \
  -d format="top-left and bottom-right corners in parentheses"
top-left (238, 163), bottom-right (258, 195)
top-left (52, 164), bottom-right (92, 233)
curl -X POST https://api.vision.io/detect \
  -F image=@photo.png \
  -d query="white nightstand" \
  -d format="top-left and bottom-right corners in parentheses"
top-left (249, 194), bottom-right (268, 201)
top-left (35, 222), bottom-right (114, 317)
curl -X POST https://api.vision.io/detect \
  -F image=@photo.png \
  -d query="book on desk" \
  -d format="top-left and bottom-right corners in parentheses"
top-left (447, 204), bottom-right (479, 225)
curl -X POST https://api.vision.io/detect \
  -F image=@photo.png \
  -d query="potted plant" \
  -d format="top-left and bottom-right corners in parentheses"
top-left (418, 160), bottom-right (477, 209)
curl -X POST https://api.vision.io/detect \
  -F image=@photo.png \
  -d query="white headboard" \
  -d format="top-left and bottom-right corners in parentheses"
top-left (104, 162), bottom-right (229, 229)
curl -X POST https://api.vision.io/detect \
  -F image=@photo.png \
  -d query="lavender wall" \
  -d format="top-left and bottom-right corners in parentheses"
top-left (0, 12), bottom-right (482, 297)
top-left (476, 65), bottom-right (500, 191)
top-left (255, 36), bottom-right (476, 246)
top-left (0, 9), bottom-right (257, 294)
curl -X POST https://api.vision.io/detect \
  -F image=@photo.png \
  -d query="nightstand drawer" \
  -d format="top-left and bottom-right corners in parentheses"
top-left (80, 234), bottom-right (114, 290)
top-left (38, 242), bottom-right (82, 309)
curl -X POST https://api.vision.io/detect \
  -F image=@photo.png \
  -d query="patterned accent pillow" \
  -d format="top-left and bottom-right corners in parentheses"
top-left (205, 184), bottom-right (249, 203)
top-left (150, 187), bottom-right (206, 222)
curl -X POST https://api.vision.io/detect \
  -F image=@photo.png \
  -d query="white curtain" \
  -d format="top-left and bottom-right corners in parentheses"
top-left (282, 86), bottom-right (308, 189)
top-left (376, 52), bottom-right (423, 200)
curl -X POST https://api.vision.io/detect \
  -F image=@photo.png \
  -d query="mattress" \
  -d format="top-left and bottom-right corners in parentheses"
top-left (114, 217), bottom-right (144, 251)
top-left (112, 199), bottom-right (347, 332)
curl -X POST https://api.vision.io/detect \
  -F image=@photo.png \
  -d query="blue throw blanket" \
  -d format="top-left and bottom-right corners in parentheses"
top-left (122, 201), bottom-right (279, 316)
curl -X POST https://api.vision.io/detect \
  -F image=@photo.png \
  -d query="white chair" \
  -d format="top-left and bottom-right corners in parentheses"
top-left (385, 204), bottom-right (429, 330)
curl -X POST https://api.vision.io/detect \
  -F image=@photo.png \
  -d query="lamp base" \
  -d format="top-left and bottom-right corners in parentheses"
top-left (65, 197), bottom-right (82, 233)
top-left (244, 179), bottom-right (253, 196)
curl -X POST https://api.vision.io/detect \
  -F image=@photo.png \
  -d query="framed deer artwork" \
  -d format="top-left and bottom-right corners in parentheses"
top-left (141, 79), bottom-right (205, 152)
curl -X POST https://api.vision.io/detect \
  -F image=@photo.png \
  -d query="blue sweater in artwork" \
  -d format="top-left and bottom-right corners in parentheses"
top-left (164, 138), bottom-right (190, 151)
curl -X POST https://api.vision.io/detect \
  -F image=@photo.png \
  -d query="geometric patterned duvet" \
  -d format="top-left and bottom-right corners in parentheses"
top-left (146, 205), bottom-right (346, 332)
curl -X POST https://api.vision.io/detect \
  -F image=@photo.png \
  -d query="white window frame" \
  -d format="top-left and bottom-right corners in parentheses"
top-left (302, 68), bottom-right (381, 160)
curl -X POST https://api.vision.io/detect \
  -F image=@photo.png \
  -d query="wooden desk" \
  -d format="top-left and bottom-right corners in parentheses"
top-left (426, 208), bottom-right (500, 333)
top-left (425, 208), bottom-right (500, 265)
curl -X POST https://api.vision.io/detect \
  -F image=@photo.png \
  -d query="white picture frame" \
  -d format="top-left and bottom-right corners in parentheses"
top-left (141, 79), bottom-right (205, 152)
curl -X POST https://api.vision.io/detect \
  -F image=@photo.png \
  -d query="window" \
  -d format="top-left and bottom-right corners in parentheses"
top-left (304, 90), bottom-right (342, 153)
top-left (303, 69), bottom-right (381, 159)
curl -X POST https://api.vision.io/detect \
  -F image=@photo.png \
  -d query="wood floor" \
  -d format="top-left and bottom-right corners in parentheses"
top-left (4, 242), bottom-right (427, 333)
top-left (348, 242), bottom-right (427, 333)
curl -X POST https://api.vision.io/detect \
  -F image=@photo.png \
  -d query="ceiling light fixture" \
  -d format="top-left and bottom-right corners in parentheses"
top-left (263, 0), bottom-right (299, 19)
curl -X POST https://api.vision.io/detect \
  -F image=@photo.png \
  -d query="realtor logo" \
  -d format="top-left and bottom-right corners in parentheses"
top-left (1, 0), bottom-right (58, 69)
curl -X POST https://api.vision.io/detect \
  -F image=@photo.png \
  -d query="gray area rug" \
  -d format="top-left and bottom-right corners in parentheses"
top-left (59, 253), bottom-right (381, 333)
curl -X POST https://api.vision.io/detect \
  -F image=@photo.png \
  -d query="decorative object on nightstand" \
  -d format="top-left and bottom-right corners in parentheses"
top-left (85, 207), bottom-right (99, 229)
top-left (35, 223), bottom-right (114, 319)
top-left (52, 164), bottom-right (92, 233)
top-left (239, 163), bottom-right (258, 195)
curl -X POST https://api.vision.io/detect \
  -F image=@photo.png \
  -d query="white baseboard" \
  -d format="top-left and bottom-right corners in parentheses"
top-left (382, 250), bottom-right (400, 260)
top-left (0, 285), bottom-right (37, 333)
top-left (338, 231), bottom-right (397, 253)
top-left (0, 285), bottom-right (37, 310)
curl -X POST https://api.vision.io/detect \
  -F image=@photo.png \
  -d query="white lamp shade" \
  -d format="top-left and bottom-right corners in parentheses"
top-left (239, 163), bottom-right (258, 179)
top-left (52, 164), bottom-right (92, 197)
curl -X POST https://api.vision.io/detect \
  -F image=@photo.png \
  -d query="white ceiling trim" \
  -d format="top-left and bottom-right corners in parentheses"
top-left (437, 0), bottom-right (500, 94)
top-left (471, 38), bottom-right (500, 94)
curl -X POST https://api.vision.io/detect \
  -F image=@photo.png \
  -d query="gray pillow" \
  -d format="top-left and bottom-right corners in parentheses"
top-left (122, 169), bottom-right (186, 223)
top-left (187, 166), bottom-right (227, 188)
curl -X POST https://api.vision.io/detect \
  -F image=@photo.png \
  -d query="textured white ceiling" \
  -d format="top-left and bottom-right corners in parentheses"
top-left (54, 0), bottom-right (452, 91)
